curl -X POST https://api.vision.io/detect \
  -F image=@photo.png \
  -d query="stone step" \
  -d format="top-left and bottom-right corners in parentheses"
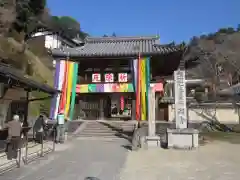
top-left (79, 131), bottom-right (120, 136)
top-left (85, 125), bottom-right (113, 128)
top-left (75, 121), bottom-right (133, 141)
top-left (86, 124), bottom-right (134, 129)
top-left (75, 136), bottom-right (128, 141)
top-left (75, 133), bottom-right (130, 139)
top-left (81, 129), bottom-right (120, 133)
top-left (84, 126), bottom-right (122, 131)
top-left (87, 121), bottom-right (134, 126)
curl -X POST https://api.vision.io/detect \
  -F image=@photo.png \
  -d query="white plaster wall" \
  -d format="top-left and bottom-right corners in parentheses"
top-left (168, 104), bottom-right (240, 124)
top-left (45, 35), bottom-right (62, 49)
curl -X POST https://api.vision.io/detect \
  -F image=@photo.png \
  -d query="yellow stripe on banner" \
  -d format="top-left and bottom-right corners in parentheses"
top-left (65, 61), bottom-right (74, 117)
top-left (140, 58), bottom-right (147, 120)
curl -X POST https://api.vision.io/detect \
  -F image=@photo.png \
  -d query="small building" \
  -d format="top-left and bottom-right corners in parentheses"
top-left (30, 28), bottom-right (82, 49)
top-left (28, 27), bottom-right (83, 69)
top-left (0, 63), bottom-right (57, 128)
top-left (51, 36), bottom-right (184, 120)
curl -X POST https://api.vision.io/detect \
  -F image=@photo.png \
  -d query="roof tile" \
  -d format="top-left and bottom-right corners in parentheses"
top-left (52, 36), bottom-right (182, 58)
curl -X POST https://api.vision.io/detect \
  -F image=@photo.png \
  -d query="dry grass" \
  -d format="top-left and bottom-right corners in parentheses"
top-left (201, 131), bottom-right (240, 144)
top-left (0, 37), bottom-right (53, 85)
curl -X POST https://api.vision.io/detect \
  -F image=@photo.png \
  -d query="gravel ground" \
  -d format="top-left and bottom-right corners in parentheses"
top-left (119, 141), bottom-right (240, 180)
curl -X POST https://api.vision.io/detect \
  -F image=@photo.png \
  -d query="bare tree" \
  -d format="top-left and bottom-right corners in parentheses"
top-left (184, 31), bottom-right (240, 131)
top-left (185, 31), bottom-right (240, 94)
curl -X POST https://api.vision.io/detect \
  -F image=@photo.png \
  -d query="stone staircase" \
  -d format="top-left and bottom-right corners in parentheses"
top-left (75, 121), bottom-right (135, 141)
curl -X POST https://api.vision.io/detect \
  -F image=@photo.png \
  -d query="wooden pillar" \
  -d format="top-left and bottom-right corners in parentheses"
top-left (23, 90), bottom-right (30, 127)
top-left (99, 98), bottom-right (104, 120)
top-left (132, 99), bottom-right (136, 120)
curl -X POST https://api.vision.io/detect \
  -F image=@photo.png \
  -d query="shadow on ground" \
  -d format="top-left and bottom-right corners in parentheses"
top-left (67, 121), bottom-right (84, 134)
top-left (121, 145), bottom-right (132, 151)
top-left (84, 177), bottom-right (101, 180)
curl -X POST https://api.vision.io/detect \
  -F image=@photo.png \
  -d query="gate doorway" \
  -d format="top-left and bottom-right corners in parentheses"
top-left (76, 93), bottom-right (134, 120)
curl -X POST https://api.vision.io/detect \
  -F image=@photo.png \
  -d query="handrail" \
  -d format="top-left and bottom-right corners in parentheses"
top-left (22, 126), bottom-right (56, 165)
top-left (0, 126), bottom-right (56, 174)
top-left (0, 139), bottom-right (22, 175)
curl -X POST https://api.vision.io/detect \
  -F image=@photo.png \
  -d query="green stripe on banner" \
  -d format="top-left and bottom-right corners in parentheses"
top-left (69, 63), bottom-right (79, 120)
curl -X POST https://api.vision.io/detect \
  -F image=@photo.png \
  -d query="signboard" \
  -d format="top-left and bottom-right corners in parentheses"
top-left (92, 73), bottom-right (101, 82)
top-left (174, 70), bottom-right (187, 129)
top-left (104, 73), bottom-right (114, 82)
top-left (118, 73), bottom-right (128, 82)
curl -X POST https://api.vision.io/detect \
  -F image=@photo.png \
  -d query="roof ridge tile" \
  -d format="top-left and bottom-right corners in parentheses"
top-left (85, 35), bottom-right (159, 43)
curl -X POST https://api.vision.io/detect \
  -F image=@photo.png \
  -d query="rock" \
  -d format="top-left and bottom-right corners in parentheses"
top-left (131, 126), bottom-right (148, 151)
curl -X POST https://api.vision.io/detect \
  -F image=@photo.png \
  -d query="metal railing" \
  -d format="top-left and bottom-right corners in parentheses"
top-left (0, 139), bottom-right (22, 175)
top-left (22, 127), bottom-right (56, 165)
top-left (0, 126), bottom-right (56, 174)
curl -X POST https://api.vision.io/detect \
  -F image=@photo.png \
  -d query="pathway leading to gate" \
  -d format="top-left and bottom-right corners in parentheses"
top-left (1, 137), bottom-right (129, 180)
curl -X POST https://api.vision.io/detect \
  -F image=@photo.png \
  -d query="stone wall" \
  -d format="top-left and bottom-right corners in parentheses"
top-left (168, 104), bottom-right (240, 124)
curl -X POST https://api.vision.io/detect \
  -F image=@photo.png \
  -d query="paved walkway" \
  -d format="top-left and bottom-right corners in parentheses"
top-left (119, 141), bottom-right (240, 180)
top-left (1, 138), bottom-right (129, 180)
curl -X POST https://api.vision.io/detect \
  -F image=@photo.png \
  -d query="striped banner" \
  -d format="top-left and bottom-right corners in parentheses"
top-left (136, 55), bottom-right (141, 121)
top-left (65, 61), bottom-right (74, 117)
top-left (146, 57), bottom-right (150, 120)
top-left (69, 63), bottom-right (79, 120)
top-left (54, 60), bottom-right (66, 119)
top-left (140, 58), bottom-right (147, 120)
top-left (59, 61), bottom-right (69, 113)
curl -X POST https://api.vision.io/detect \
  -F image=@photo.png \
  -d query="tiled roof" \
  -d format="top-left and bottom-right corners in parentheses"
top-left (0, 63), bottom-right (58, 94)
top-left (51, 36), bottom-right (182, 58)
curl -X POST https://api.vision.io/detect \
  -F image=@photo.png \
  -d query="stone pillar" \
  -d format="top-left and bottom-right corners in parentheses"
top-left (174, 70), bottom-right (187, 129)
top-left (170, 85), bottom-right (173, 97)
top-left (146, 87), bottom-right (161, 148)
top-left (148, 87), bottom-right (156, 136)
top-left (167, 70), bottom-right (199, 149)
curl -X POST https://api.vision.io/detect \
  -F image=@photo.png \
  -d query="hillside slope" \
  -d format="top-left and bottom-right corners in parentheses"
top-left (0, 36), bottom-right (54, 116)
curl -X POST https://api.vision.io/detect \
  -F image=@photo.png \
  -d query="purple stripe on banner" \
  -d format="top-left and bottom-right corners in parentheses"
top-left (49, 61), bottom-right (60, 119)
top-left (96, 84), bottom-right (104, 92)
top-left (132, 59), bottom-right (138, 92)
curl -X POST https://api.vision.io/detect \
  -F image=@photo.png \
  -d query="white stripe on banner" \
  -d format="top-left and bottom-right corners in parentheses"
top-left (54, 60), bottom-right (66, 119)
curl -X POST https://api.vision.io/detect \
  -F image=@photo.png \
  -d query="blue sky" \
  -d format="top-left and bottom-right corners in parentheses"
top-left (47, 0), bottom-right (240, 44)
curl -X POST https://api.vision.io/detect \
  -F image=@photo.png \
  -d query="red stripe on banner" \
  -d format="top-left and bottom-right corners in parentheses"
top-left (59, 61), bottom-right (69, 113)
top-left (136, 53), bottom-right (141, 121)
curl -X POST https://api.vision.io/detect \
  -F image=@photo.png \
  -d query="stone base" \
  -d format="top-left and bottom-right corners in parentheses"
top-left (146, 136), bottom-right (161, 148)
top-left (167, 128), bottom-right (199, 149)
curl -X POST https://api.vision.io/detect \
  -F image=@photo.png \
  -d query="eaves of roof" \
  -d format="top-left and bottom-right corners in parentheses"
top-left (0, 64), bottom-right (58, 95)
